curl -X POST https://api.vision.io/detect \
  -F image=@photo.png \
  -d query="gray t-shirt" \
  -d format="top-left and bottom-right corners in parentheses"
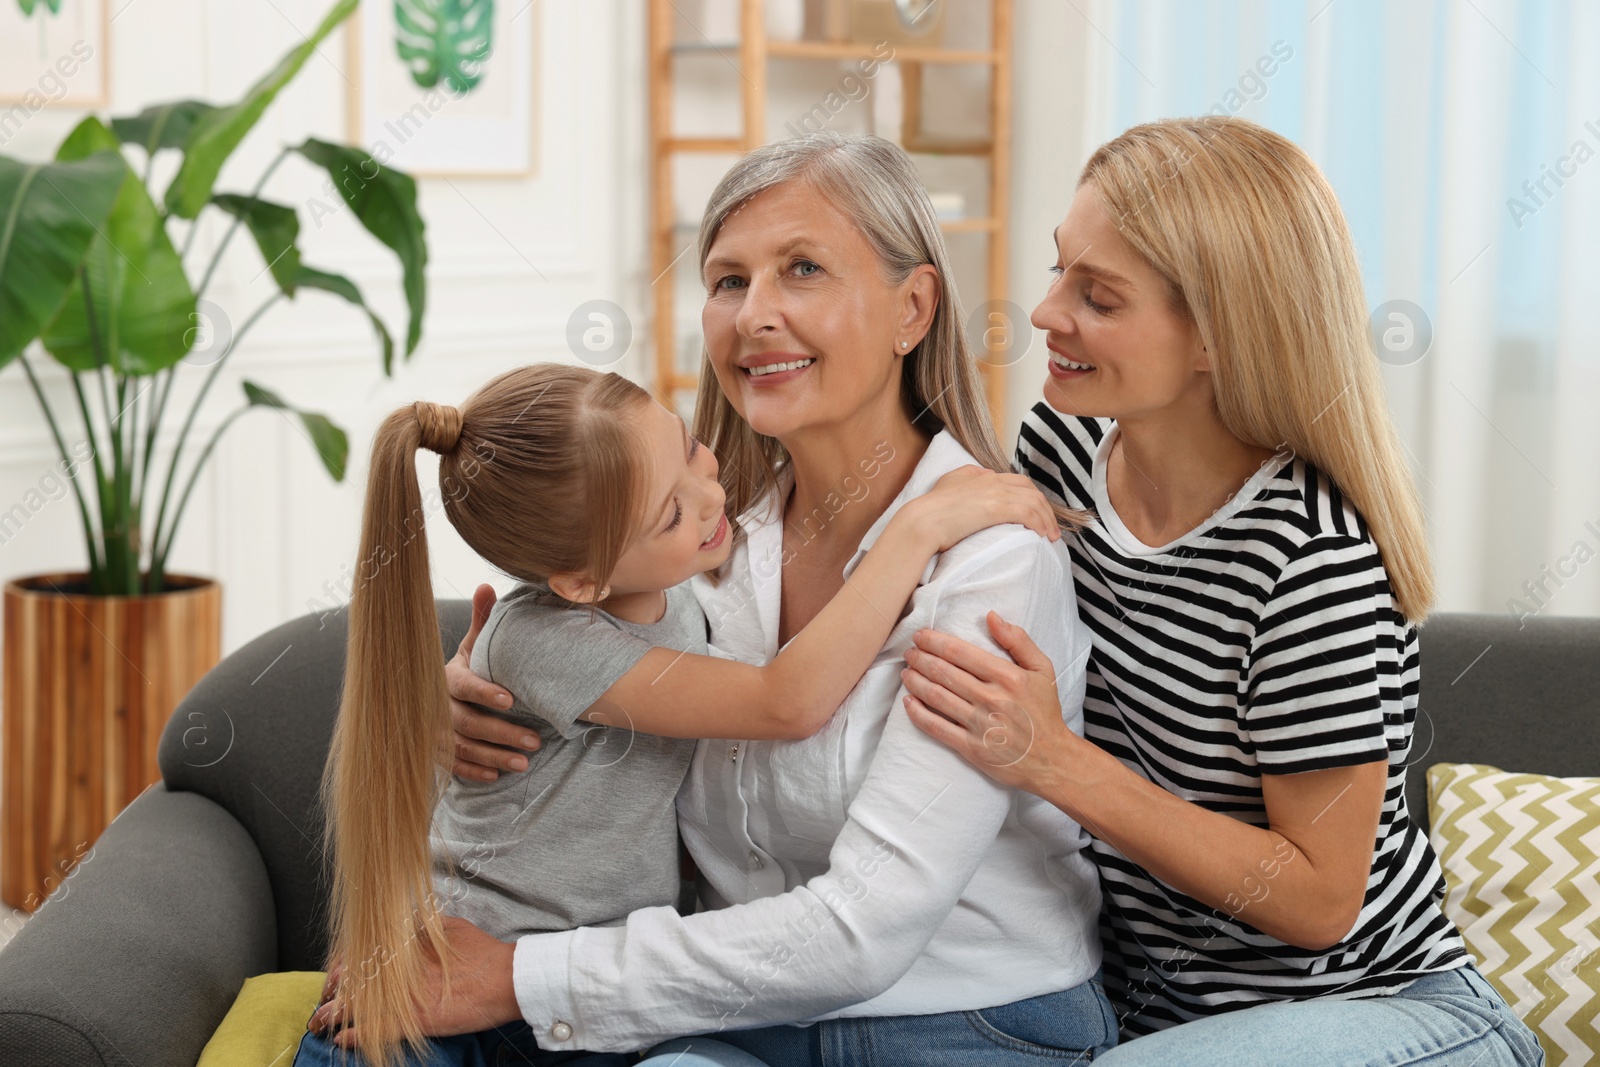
top-left (430, 580), bottom-right (705, 940)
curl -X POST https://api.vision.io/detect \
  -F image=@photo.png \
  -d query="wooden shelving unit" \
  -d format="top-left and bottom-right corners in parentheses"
top-left (646, 0), bottom-right (1015, 432)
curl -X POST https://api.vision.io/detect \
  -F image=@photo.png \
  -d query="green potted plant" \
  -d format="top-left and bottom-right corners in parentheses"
top-left (0, 0), bottom-right (427, 910)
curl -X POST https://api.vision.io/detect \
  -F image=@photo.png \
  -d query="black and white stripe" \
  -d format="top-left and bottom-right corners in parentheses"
top-left (1015, 403), bottom-right (1468, 1035)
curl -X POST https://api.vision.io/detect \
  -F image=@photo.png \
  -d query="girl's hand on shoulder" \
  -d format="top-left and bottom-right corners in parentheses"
top-left (902, 465), bottom-right (1061, 553)
top-left (448, 584), bottom-right (540, 781)
top-left (899, 611), bottom-right (1077, 796)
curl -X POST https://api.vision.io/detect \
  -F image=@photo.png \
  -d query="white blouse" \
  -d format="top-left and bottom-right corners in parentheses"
top-left (511, 428), bottom-right (1103, 1052)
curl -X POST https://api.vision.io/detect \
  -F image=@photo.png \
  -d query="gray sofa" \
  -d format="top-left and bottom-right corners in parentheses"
top-left (0, 603), bottom-right (1595, 1066)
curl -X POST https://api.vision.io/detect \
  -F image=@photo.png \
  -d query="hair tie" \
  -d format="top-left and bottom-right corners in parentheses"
top-left (414, 401), bottom-right (463, 454)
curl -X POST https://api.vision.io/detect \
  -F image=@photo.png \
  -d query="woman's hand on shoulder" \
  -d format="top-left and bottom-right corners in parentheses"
top-left (448, 584), bottom-right (540, 781)
top-left (898, 464), bottom-right (1061, 554)
top-left (900, 610), bottom-right (1077, 797)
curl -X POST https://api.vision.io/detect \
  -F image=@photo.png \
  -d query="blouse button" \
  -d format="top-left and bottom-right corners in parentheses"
top-left (549, 1021), bottom-right (574, 1042)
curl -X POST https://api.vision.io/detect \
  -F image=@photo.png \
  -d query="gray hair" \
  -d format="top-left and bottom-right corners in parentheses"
top-left (690, 132), bottom-right (1081, 576)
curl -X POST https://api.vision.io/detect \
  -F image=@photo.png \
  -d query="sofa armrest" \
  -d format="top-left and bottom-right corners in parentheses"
top-left (0, 783), bottom-right (278, 1067)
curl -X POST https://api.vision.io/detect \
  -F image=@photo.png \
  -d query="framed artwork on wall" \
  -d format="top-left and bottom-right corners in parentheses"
top-left (345, 0), bottom-right (539, 177)
top-left (0, 0), bottom-right (109, 111)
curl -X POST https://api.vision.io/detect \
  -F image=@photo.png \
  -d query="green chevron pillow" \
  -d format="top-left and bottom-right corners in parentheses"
top-left (1428, 762), bottom-right (1599, 1066)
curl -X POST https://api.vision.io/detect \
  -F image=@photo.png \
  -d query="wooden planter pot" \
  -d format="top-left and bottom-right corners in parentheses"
top-left (1, 573), bottom-right (221, 911)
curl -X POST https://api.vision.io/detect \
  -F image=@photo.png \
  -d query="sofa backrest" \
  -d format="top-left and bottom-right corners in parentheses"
top-left (1408, 611), bottom-right (1600, 828)
top-left (157, 603), bottom-right (1597, 968)
top-left (157, 600), bottom-right (472, 970)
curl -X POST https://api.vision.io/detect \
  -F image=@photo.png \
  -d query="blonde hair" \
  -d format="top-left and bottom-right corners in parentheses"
top-left (321, 364), bottom-right (655, 1067)
top-left (689, 131), bottom-right (1087, 579)
top-left (1079, 116), bottom-right (1433, 622)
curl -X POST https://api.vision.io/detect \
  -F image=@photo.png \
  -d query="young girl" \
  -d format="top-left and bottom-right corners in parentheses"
top-left (297, 361), bottom-right (1067, 1067)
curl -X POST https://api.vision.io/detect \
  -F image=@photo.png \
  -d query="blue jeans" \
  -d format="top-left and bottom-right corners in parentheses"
top-left (1094, 961), bottom-right (1545, 1067)
top-left (671, 973), bottom-right (1117, 1066)
top-left (290, 1017), bottom-right (634, 1067)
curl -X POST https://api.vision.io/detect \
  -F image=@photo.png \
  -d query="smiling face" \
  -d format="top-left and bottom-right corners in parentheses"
top-left (549, 398), bottom-right (731, 601)
top-left (1033, 183), bottom-right (1211, 421)
top-left (700, 179), bottom-right (935, 443)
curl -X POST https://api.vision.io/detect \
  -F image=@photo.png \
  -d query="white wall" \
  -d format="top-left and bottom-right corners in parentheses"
top-left (0, 0), bottom-right (1086, 660)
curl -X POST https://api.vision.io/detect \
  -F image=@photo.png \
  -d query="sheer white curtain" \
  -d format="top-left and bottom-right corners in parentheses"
top-left (1077, 0), bottom-right (1600, 617)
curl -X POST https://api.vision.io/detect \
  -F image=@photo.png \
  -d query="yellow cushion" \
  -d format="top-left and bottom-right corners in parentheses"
top-left (1428, 762), bottom-right (1600, 1066)
top-left (198, 971), bottom-right (326, 1067)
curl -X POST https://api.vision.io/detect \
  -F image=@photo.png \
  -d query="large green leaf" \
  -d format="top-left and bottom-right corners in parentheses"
top-left (40, 117), bottom-right (197, 375)
top-left (294, 138), bottom-right (426, 356)
top-left (0, 150), bottom-right (125, 370)
top-left (296, 265), bottom-right (396, 375)
top-left (110, 100), bottom-right (218, 155)
top-left (211, 193), bottom-right (301, 295)
top-left (394, 0), bottom-right (494, 93)
top-left (165, 0), bottom-right (359, 218)
top-left (242, 380), bottom-right (349, 481)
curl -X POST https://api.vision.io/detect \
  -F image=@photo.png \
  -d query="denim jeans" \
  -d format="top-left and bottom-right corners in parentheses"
top-left (679, 972), bottom-right (1118, 1066)
top-left (290, 1017), bottom-right (635, 1067)
top-left (1093, 960), bottom-right (1545, 1067)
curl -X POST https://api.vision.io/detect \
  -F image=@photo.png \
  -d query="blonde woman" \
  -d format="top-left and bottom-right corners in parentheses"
top-left (898, 117), bottom-right (1544, 1065)
top-left (429, 133), bottom-right (1120, 1064)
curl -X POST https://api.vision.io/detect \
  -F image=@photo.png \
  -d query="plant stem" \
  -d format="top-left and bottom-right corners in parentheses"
top-left (151, 404), bottom-right (250, 583)
top-left (141, 367), bottom-right (174, 504)
top-left (98, 366), bottom-right (131, 591)
top-left (69, 374), bottom-right (111, 595)
top-left (83, 272), bottom-right (137, 596)
top-left (147, 292), bottom-right (283, 582)
top-left (179, 215), bottom-right (202, 263)
top-left (19, 356), bottom-right (102, 581)
top-left (127, 373), bottom-right (142, 507)
top-left (126, 377), bottom-right (146, 587)
top-left (114, 374), bottom-right (140, 593)
top-left (193, 146), bottom-right (292, 303)
top-left (78, 268), bottom-right (127, 594)
top-left (96, 365), bottom-right (115, 440)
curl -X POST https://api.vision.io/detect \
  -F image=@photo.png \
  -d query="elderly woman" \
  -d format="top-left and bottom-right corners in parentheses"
top-left (410, 132), bottom-right (1114, 1065)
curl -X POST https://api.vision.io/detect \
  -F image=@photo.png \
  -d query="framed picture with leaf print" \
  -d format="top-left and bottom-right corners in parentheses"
top-left (0, 0), bottom-right (108, 110)
top-left (345, 0), bottom-right (538, 176)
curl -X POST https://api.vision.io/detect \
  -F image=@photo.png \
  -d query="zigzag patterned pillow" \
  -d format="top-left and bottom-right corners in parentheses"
top-left (1428, 762), bottom-right (1599, 1066)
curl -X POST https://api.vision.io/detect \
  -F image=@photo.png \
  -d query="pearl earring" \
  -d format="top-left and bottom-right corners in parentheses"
top-left (900, 340), bottom-right (908, 349)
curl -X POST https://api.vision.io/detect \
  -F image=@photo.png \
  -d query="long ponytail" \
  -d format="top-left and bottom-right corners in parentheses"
top-left (319, 365), bottom-right (657, 1067)
top-left (320, 402), bottom-right (462, 1067)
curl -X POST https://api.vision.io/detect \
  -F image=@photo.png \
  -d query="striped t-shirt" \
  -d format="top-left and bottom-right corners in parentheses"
top-left (1015, 403), bottom-right (1468, 1036)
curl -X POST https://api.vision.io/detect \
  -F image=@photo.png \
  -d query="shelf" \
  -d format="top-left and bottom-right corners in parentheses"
top-left (938, 217), bottom-right (998, 233)
top-left (904, 135), bottom-right (994, 156)
top-left (668, 41), bottom-right (743, 54)
top-left (669, 40), bottom-right (998, 66)
top-left (664, 137), bottom-right (746, 153)
top-left (648, 0), bottom-right (1014, 432)
top-left (766, 40), bottom-right (998, 65)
